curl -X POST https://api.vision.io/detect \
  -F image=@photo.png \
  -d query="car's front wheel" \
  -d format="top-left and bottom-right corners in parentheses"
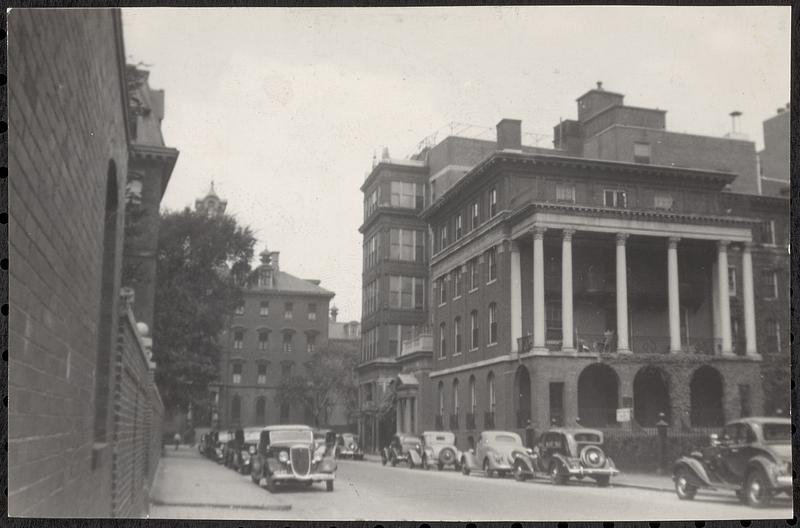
top-left (461, 459), bottom-right (470, 475)
top-left (745, 469), bottom-right (773, 508)
top-left (483, 459), bottom-right (494, 478)
top-left (550, 462), bottom-right (567, 485)
top-left (514, 460), bottom-right (528, 482)
top-left (674, 468), bottom-right (697, 500)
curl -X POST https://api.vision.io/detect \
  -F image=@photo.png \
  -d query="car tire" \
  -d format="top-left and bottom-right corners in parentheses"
top-left (745, 469), bottom-right (773, 508)
top-left (461, 459), bottom-right (470, 475)
top-left (514, 460), bottom-right (528, 482)
top-left (266, 475), bottom-right (277, 494)
top-left (674, 468), bottom-right (697, 500)
top-left (250, 467), bottom-right (259, 484)
top-left (483, 459), bottom-right (494, 478)
top-left (595, 475), bottom-right (610, 487)
top-left (550, 462), bottom-right (567, 486)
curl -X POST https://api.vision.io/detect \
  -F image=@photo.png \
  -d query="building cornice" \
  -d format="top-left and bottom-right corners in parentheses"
top-left (360, 159), bottom-right (428, 193)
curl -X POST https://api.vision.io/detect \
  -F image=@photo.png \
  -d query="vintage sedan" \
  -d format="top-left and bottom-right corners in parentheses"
top-left (461, 431), bottom-right (529, 478)
top-left (381, 434), bottom-right (424, 468)
top-left (250, 425), bottom-right (337, 492)
top-left (215, 430), bottom-right (231, 464)
top-left (513, 428), bottom-right (619, 486)
top-left (673, 417), bottom-right (792, 507)
top-left (421, 431), bottom-right (462, 471)
top-left (334, 433), bottom-right (364, 460)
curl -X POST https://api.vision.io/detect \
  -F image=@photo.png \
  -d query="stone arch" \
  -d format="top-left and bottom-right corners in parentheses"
top-left (513, 365), bottom-right (532, 428)
top-left (577, 363), bottom-right (619, 427)
top-left (633, 366), bottom-right (671, 426)
top-left (690, 365), bottom-right (724, 427)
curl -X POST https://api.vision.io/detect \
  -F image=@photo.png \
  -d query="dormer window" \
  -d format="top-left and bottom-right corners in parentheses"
top-left (259, 269), bottom-right (272, 287)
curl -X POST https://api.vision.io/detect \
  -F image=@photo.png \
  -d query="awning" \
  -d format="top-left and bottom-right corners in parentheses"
top-left (397, 373), bottom-right (419, 387)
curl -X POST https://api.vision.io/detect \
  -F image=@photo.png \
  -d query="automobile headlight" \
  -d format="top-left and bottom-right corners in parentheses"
top-left (313, 451), bottom-right (323, 463)
top-left (278, 451), bottom-right (289, 463)
top-left (349, 443), bottom-right (355, 449)
top-left (242, 452), bottom-right (250, 462)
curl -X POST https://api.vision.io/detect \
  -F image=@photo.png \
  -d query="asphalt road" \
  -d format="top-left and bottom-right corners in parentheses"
top-left (149, 450), bottom-right (793, 521)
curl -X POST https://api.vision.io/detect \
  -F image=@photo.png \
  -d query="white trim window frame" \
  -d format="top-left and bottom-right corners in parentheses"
top-left (603, 189), bottom-right (627, 209)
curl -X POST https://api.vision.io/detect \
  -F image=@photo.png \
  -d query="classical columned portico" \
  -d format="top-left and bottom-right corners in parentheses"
top-left (615, 233), bottom-right (630, 353)
top-left (532, 227), bottom-right (547, 352)
top-left (667, 237), bottom-right (681, 353)
top-left (561, 230), bottom-right (575, 352)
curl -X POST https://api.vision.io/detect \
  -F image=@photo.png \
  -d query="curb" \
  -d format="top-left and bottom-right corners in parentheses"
top-left (150, 499), bottom-right (292, 511)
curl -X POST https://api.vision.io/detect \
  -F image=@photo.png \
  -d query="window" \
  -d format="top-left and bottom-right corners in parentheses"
top-left (728, 266), bottom-right (737, 296)
top-left (258, 269), bottom-right (272, 288)
top-left (281, 362), bottom-right (293, 378)
top-left (439, 323), bottom-right (447, 359)
top-left (390, 276), bottom-right (425, 309)
top-left (453, 379), bottom-right (460, 416)
top-left (765, 319), bottom-right (781, 352)
top-left (761, 220), bottom-right (776, 245)
top-left (232, 363), bottom-right (242, 384)
top-left (488, 372), bottom-right (496, 413)
top-left (765, 271), bottom-right (779, 300)
top-left (488, 303), bottom-right (498, 344)
top-left (363, 280), bottom-right (379, 315)
top-left (470, 310), bottom-right (479, 350)
top-left (546, 301), bottom-right (562, 341)
top-left (439, 224), bottom-right (449, 250)
top-left (364, 234), bottom-right (380, 270)
top-left (390, 181), bottom-right (422, 209)
top-left (471, 201), bottom-right (480, 230)
top-left (455, 215), bottom-right (463, 240)
top-left (654, 192), bottom-right (674, 210)
top-left (258, 331), bottom-right (269, 351)
top-left (489, 188), bottom-right (498, 217)
top-left (454, 317), bottom-right (462, 354)
top-left (260, 301), bottom-right (269, 316)
top-left (438, 276), bottom-right (447, 305)
top-left (306, 333), bottom-right (316, 353)
top-left (307, 303), bottom-right (317, 320)
top-left (556, 184), bottom-right (576, 203)
top-left (233, 330), bottom-right (244, 350)
top-left (633, 142), bottom-right (651, 164)
top-left (364, 383), bottom-right (374, 402)
top-left (469, 259), bottom-right (479, 291)
top-left (469, 376), bottom-right (477, 415)
top-left (283, 333), bottom-right (293, 353)
top-left (438, 382), bottom-right (445, 416)
top-left (364, 188), bottom-right (379, 218)
top-left (388, 325), bottom-right (415, 356)
top-left (284, 302), bottom-right (293, 320)
top-left (604, 189), bottom-right (627, 208)
top-left (235, 302), bottom-right (245, 315)
top-left (739, 384), bottom-right (751, 418)
top-left (486, 248), bottom-right (497, 283)
top-left (390, 229), bottom-right (424, 262)
top-left (257, 364), bottom-right (267, 385)
top-left (453, 268), bottom-right (463, 298)
top-left (362, 327), bottom-right (379, 361)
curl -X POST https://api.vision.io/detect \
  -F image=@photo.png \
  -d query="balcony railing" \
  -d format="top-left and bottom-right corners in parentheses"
top-left (400, 325), bottom-right (433, 356)
top-left (435, 414), bottom-right (444, 431)
top-left (484, 411), bottom-right (495, 430)
top-left (449, 413), bottom-right (459, 431)
top-left (466, 413), bottom-right (476, 430)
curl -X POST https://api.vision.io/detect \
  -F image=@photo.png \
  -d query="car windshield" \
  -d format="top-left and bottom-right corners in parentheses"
top-left (494, 434), bottom-right (521, 444)
top-left (401, 437), bottom-right (421, 445)
top-left (574, 433), bottom-right (601, 443)
top-left (762, 423), bottom-right (790, 443)
top-left (341, 434), bottom-right (355, 442)
top-left (270, 430), bottom-right (313, 444)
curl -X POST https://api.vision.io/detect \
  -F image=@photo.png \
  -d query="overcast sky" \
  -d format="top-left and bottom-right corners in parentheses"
top-left (122, 6), bottom-right (790, 323)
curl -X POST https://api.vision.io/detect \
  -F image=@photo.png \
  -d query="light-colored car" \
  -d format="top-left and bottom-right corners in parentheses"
top-left (461, 430), bottom-right (530, 478)
top-left (334, 433), bottom-right (364, 460)
top-left (421, 431), bottom-right (462, 471)
top-left (250, 425), bottom-right (337, 492)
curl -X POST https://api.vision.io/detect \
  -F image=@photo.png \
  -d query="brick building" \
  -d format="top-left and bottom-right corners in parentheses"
top-left (8, 9), bottom-right (176, 517)
top-left (757, 104), bottom-right (791, 196)
top-left (357, 84), bottom-right (789, 453)
top-left (210, 227), bottom-right (336, 429)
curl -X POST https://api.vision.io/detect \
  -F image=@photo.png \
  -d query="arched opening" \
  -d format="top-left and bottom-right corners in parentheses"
top-left (633, 366), bottom-right (671, 426)
top-left (690, 365), bottom-right (724, 427)
top-left (255, 396), bottom-right (266, 424)
top-left (514, 365), bottom-right (532, 428)
top-left (577, 363), bottom-right (619, 427)
top-left (93, 161), bottom-right (119, 442)
top-left (230, 394), bottom-right (242, 426)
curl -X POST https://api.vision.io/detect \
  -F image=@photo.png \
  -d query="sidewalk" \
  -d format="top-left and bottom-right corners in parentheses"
top-left (360, 453), bottom-right (677, 492)
top-left (148, 445), bottom-right (291, 515)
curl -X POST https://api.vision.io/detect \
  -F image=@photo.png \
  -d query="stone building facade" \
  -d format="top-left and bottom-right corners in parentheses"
top-left (8, 9), bottom-right (174, 517)
top-left (357, 83), bottom-right (789, 453)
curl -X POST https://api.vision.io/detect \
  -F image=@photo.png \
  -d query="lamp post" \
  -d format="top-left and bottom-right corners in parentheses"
top-left (655, 412), bottom-right (669, 475)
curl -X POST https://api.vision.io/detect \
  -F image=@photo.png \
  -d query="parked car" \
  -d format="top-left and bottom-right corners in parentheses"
top-left (381, 434), bottom-right (424, 468)
top-left (225, 428), bottom-right (245, 469)
top-left (231, 427), bottom-right (262, 474)
top-left (250, 425), bottom-right (337, 492)
top-left (461, 430), bottom-right (529, 478)
top-left (200, 430), bottom-right (219, 459)
top-left (313, 429), bottom-right (337, 457)
top-left (334, 433), bottom-right (364, 460)
top-left (513, 428), bottom-right (618, 486)
top-left (215, 430), bottom-right (231, 463)
top-left (672, 417), bottom-right (792, 507)
top-left (421, 431), bottom-right (462, 471)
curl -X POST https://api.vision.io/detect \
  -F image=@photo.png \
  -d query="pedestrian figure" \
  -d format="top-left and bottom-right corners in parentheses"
top-left (174, 432), bottom-right (181, 450)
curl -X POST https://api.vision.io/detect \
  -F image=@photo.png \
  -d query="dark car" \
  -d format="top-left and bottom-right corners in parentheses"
top-left (225, 428), bottom-right (245, 469)
top-left (231, 427), bottom-right (261, 474)
top-left (421, 431), bottom-right (462, 471)
top-left (334, 433), bottom-right (364, 460)
top-left (250, 425), bottom-right (337, 493)
top-left (381, 434), bottom-right (424, 468)
top-left (672, 417), bottom-right (792, 507)
top-left (513, 428), bottom-right (619, 486)
top-left (214, 431), bottom-right (231, 463)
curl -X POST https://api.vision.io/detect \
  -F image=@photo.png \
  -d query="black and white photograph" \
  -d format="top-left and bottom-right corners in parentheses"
top-left (6, 5), bottom-right (793, 521)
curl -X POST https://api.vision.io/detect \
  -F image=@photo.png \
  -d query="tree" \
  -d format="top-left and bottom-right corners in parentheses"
top-left (152, 208), bottom-right (256, 418)
top-left (276, 341), bottom-right (359, 428)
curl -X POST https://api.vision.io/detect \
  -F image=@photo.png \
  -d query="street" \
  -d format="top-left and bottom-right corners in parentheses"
top-left (149, 448), bottom-right (792, 521)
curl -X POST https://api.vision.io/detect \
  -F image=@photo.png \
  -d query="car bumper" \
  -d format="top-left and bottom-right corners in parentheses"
top-left (565, 466), bottom-right (619, 477)
top-left (774, 475), bottom-right (792, 489)
top-left (271, 472), bottom-right (335, 482)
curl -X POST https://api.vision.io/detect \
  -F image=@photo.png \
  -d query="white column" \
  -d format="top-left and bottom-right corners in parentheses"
top-left (510, 240), bottom-right (523, 355)
top-left (396, 398), bottom-right (403, 433)
top-left (741, 242), bottom-right (758, 356)
top-left (667, 237), bottom-right (681, 353)
top-left (561, 229), bottom-right (575, 351)
top-left (717, 241), bottom-right (733, 355)
top-left (532, 227), bottom-right (547, 351)
top-left (615, 233), bottom-right (630, 352)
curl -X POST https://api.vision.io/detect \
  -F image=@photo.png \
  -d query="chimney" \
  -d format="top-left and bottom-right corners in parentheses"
top-left (596, 81), bottom-right (603, 90)
top-left (496, 118), bottom-right (522, 150)
top-left (330, 305), bottom-right (338, 322)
